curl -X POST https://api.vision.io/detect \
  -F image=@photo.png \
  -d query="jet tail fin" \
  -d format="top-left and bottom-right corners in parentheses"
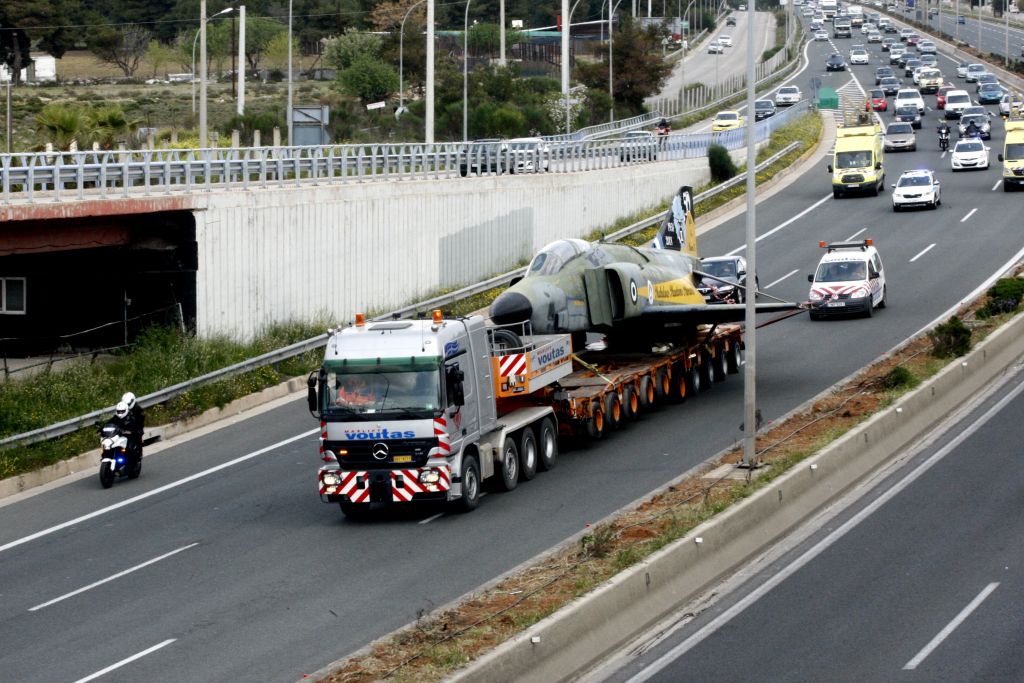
top-left (652, 186), bottom-right (698, 257)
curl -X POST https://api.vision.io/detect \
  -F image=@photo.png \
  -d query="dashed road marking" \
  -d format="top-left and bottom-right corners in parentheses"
top-left (909, 243), bottom-right (936, 263)
top-left (961, 207), bottom-right (978, 222)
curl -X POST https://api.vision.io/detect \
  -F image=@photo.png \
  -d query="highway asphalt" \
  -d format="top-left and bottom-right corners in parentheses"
top-left (4, 21), bottom-right (1024, 683)
top-left (597, 332), bottom-right (1024, 683)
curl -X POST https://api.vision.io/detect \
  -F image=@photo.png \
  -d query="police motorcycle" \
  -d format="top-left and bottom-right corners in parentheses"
top-left (98, 415), bottom-right (142, 488)
top-left (938, 125), bottom-right (950, 151)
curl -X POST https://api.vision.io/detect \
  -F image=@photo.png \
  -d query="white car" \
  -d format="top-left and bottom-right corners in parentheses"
top-left (918, 40), bottom-right (937, 54)
top-left (943, 89), bottom-right (973, 118)
top-left (950, 138), bottom-right (990, 171)
top-left (891, 169), bottom-right (940, 211)
top-left (868, 31), bottom-right (883, 43)
top-left (965, 64), bottom-right (987, 82)
top-left (707, 40), bottom-right (724, 54)
top-left (718, 35), bottom-right (733, 47)
top-left (815, 29), bottom-right (829, 40)
top-left (803, 6), bottom-right (815, 15)
top-left (895, 88), bottom-right (926, 114)
top-left (808, 240), bottom-right (887, 320)
top-left (956, 62), bottom-right (970, 78)
top-left (850, 48), bottom-right (870, 64)
top-left (775, 85), bottom-right (803, 106)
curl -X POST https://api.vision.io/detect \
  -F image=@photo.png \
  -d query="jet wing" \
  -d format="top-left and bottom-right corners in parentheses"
top-left (637, 302), bottom-right (803, 325)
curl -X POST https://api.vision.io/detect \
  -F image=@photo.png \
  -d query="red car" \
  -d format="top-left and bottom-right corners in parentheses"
top-left (936, 85), bottom-right (955, 109)
top-left (865, 90), bottom-right (888, 112)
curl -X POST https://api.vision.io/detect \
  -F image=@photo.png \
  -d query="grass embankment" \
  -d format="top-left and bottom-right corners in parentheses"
top-left (0, 323), bottom-right (325, 480)
top-left (0, 109), bottom-right (822, 482)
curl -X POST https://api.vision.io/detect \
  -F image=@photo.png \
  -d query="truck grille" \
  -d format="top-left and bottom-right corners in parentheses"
top-left (325, 437), bottom-right (436, 469)
top-left (842, 173), bottom-right (865, 183)
top-left (1013, 168), bottom-right (1024, 176)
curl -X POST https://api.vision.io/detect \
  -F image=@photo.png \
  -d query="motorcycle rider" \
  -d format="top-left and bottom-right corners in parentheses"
top-left (119, 391), bottom-right (145, 462)
top-left (962, 118), bottom-right (981, 138)
top-left (937, 121), bottom-right (951, 148)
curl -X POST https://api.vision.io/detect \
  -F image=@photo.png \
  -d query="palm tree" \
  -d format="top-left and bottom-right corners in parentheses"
top-left (34, 104), bottom-right (88, 151)
top-left (88, 106), bottom-right (140, 149)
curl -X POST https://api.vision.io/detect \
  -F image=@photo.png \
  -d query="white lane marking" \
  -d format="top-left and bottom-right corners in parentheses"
top-left (846, 228), bottom-right (867, 241)
top-left (0, 428), bottom-right (319, 555)
top-left (29, 543), bottom-right (199, 612)
top-left (764, 269), bottom-right (799, 290)
top-left (992, 179), bottom-right (1002, 191)
top-left (72, 639), bottom-right (176, 683)
top-left (727, 193), bottom-right (833, 256)
top-left (418, 512), bottom-right (444, 525)
top-left (909, 243), bottom-right (936, 263)
top-left (960, 208), bottom-right (978, 222)
top-left (626, 374), bottom-right (1024, 683)
top-left (941, 151), bottom-right (947, 159)
top-left (903, 583), bottom-right (1000, 670)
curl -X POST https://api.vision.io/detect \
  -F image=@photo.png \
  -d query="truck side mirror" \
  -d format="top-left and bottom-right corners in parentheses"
top-left (306, 372), bottom-right (319, 416)
top-left (999, 153), bottom-right (1004, 161)
top-left (827, 164), bottom-right (833, 173)
top-left (452, 383), bottom-right (466, 407)
top-left (807, 274), bottom-right (814, 283)
top-left (875, 162), bottom-right (882, 170)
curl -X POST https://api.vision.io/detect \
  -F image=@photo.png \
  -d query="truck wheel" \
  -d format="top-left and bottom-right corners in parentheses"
top-left (496, 438), bottom-right (519, 491)
top-left (604, 392), bottom-right (623, 429)
top-left (537, 418), bottom-right (558, 471)
top-left (864, 297), bottom-right (874, 318)
top-left (654, 368), bottom-right (671, 400)
top-left (454, 455), bottom-right (481, 512)
top-left (340, 502), bottom-right (371, 520)
top-left (878, 286), bottom-right (887, 309)
top-left (726, 341), bottom-right (742, 374)
top-left (518, 428), bottom-right (538, 481)
top-left (639, 375), bottom-right (656, 408)
top-left (712, 344), bottom-right (728, 382)
top-left (491, 329), bottom-right (522, 352)
top-left (833, 189), bottom-right (842, 199)
top-left (586, 401), bottom-right (606, 439)
top-left (685, 365), bottom-right (701, 397)
top-left (621, 385), bottom-right (640, 421)
top-left (669, 363), bottom-right (688, 402)
top-left (698, 355), bottom-right (713, 391)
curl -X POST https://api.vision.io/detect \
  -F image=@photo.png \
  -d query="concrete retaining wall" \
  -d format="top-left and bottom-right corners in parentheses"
top-left (450, 311), bottom-right (1024, 683)
top-left (192, 153), bottom-right (749, 339)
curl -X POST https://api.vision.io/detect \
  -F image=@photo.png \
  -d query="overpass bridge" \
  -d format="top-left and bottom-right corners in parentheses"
top-left (0, 104), bottom-right (808, 354)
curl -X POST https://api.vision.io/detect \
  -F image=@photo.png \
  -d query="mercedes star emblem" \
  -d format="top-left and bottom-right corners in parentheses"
top-left (372, 443), bottom-right (389, 460)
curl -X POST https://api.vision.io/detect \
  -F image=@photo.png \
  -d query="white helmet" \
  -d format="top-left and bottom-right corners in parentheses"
top-left (121, 392), bottom-right (136, 410)
top-left (115, 402), bottom-right (129, 419)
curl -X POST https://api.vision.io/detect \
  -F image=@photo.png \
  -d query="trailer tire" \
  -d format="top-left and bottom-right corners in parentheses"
top-left (538, 418), bottom-right (558, 471)
top-left (604, 392), bottom-right (623, 429)
top-left (654, 368), bottom-right (671, 400)
top-left (712, 344), bottom-right (728, 382)
top-left (518, 428), bottom-right (538, 481)
top-left (670, 363), bottom-right (688, 403)
top-left (496, 438), bottom-right (520, 491)
top-left (491, 329), bottom-right (522, 352)
top-left (698, 354), bottom-right (713, 391)
top-left (453, 455), bottom-right (482, 512)
top-left (685, 364), bottom-right (701, 397)
top-left (639, 375), bottom-right (656, 408)
top-left (622, 385), bottom-right (640, 421)
top-left (586, 401), bottom-right (606, 439)
top-left (726, 341), bottom-right (742, 374)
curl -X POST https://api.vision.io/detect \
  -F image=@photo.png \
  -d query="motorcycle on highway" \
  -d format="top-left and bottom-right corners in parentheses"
top-left (938, 126), bottom-right (950, 151)
top-left (98, 419), bottom-right (142, 488)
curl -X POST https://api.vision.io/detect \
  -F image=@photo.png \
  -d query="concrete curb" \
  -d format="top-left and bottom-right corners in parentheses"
top-left (449, 312), bottom-right (1024, 683)
top-left (0, 375), bottom-right (307, 501)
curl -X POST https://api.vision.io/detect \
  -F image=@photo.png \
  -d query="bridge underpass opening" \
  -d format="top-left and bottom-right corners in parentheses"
top-left (0, 212), bottom-right (197, 357)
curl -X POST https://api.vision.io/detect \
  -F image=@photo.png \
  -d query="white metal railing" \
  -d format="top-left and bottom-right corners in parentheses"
top-left (0, 101), bottom-right (809, 204)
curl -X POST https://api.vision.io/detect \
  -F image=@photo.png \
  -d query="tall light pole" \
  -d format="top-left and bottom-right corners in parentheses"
top-left (564, 0), bottom-right (583, 134)
top-left (742, 0), bottom-right (758, 469)
top-left (426, 0), bottom-right (435, 143)
top-left (399, 0), bottom-right (427, 118)
top-left (463, 0), bottom-right (473, 141)
top-left (1006, 2), bottom-right (1011, 67)
top-left (978, 0), bottom-right (982, 55)
top-left (500, 0), bottom-right (507, 66)
top-left (956, 0), bottom-right (960, 43)
top-left (609, 0), bottom-right (626, 122)
top-left (237, 5), bottom-right (245, 116)
top-left (287, 0), bottom-right (294, 145)
top-left (192, 6), bottom-right (235, 115)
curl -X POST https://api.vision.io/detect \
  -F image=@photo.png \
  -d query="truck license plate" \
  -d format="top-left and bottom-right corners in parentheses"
top-left (826, 302), bottom-right (846, 308)
top-left (846, 183), bottom-right (860, 189)
top-left (392, 455), bottom-right (413, 463)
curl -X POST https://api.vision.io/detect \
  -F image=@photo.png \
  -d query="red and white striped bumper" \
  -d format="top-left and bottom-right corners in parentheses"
top-left (318, 465), bottom-right (451, 503)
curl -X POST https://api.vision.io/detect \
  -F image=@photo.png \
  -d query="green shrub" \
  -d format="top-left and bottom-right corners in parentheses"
top-left (882, 365), bottom-right (918, 391)
top-left (708, 143), bottom-right (738, 183)
top-left (929, 316), bottom-right (972, 358)
top-left (978, 277), bottom-right (1024, 318)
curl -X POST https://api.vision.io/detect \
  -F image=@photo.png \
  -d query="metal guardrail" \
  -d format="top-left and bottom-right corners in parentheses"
top-left (542, 111), bottom-right (665, 143)
top-left (0, 103), bottom-right (808, 204)
top-left (0, 137), bottom-right (807, 451)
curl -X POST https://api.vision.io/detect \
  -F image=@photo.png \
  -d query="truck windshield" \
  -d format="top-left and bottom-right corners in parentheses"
top-left (836, 151), bottom-right (873, 169)
top-left (1005, 143), bottom-right (1024, 160)
top-left (323, 365), bottom-right (441, 418)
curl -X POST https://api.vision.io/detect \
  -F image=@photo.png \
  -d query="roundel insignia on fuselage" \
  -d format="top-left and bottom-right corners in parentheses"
top-left (629, 279), bottom-right (638, 304)
top-left (647, 280), bottom-right (655, 305)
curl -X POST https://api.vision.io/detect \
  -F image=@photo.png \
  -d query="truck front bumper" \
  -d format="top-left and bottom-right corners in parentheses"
top-left (318, 464), bottom-right (452, 504)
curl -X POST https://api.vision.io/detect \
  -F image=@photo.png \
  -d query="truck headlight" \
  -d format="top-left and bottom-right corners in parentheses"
top-left (419, 470), bottom-right (440, 484)
top-left (851, 287), bottom-right (870, 298)
top-left (809, 290), bottom-right (823, 302)
top-left (322, 472), bottom-right (342, 486)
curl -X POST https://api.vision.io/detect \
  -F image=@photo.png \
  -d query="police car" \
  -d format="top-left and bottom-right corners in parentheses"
top-left (807, 239), bottom-right (887, 319)
top-left (891, 169), bottom-right (940, 211)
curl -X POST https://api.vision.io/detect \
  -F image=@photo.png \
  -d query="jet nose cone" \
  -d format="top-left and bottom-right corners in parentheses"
top-left (490, 291), bottom-right (533, 325)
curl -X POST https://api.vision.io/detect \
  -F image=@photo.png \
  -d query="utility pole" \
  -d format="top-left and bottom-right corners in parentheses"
top-left (5, 81), bottom-right (12, 154)
top-left (200, 0), bottom-right (208, 148)
top-left (562, 0), bottom-right (570, 130)
top-left (500, 0), bottom-right (507, 66)
top-left (426, 0), bottom-right (435, 143)
top-left (287, 0), bottom-right (294, 145)
top-left (237, 5), bottom-right (246, 116)
top-left (742, 0), bottom-right (758, 469)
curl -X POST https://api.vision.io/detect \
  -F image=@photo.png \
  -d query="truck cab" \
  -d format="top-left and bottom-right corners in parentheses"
top-left (998, 120), bottom-right (1024, 191)
top-left (828, 124), bottom-right (885, 198)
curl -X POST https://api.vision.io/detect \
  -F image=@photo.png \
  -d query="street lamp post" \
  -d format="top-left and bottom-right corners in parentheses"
top-left (564, 0), bottom-right (583, 134)
top-left (192, 6), bottom-right (235, 115)
top-left (287, 0), bottom-right (294, 145)
top-left (1006, 2), bottom-right (1011, 67)
top-left (199, 3), bottom-right (236, 148)
top-left (742, 0), bottom-right (757, 469)
top-left (609, 0), bottom-right (626, 122)
top-left (398, 0), bottom-right (427, 118)
top-left (463, 0), bottom-right (473, 142)
top-left (956, 0), bottom-right (960, 42)
top-left (426, 0), bottom-right (435, 143)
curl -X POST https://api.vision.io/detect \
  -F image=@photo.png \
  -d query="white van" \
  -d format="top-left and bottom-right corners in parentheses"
top-left (808, 239), bottom-right (887, 319)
